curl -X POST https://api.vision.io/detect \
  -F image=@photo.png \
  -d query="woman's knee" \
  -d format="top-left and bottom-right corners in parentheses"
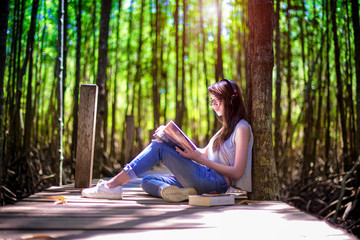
top-left (141, 174), bottom-right (160, 189)
top-left (141, 175), bottom-right (161, 197)
top-left (149, 140), bottom-right (172, 160)
top-left (142, 174), bottom-right (155, 184)
top-left (150, 140), bottom-right (167, 150)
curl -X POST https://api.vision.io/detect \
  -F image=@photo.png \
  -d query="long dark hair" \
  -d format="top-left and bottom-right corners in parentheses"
top-left (208, 79), bottom-right (248, 152)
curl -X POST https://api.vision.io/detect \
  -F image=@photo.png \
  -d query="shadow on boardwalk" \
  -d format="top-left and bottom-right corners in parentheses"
top-left (0, 166), bottom-right (356, 240)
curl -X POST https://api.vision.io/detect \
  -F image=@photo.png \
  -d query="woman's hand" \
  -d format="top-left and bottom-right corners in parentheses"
top-left (175, 146), bottom-right (206, 164)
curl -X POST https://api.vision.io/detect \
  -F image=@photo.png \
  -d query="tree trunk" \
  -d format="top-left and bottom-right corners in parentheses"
top-left (247, 0), bottom-right (278, 200)
top-left (57, 0), bottom-right (65, 185)
top-left (40, 68), bottom-right (49, 142)
top-left (215, 0), bottom-right (223, 81)
top-left (236, 28), bottom-right (242, 88)
top-left (302, 18), bottom-right (315, 180)
top-left (6, 0), bottom-right (19, 152)
top-left (180, 0), bottom-right (187, 128)
top-left (243, 0), bottom-right (249, 106)
top-left (124, 115), bottom-right (135, 163)
top-left (120, 0), bottom-right (134, 166)
top-left (274, 0), bottom-right (281, 167)
top-left (324, 0), bottom-right (331, 175)
top-left (110, 0), bottom-right (122, 161)
top-left (351, 0), bottom-right (360, 157)
top-left (103, 75), bottom-right (108, 157)
top-left (92, 0), bottom-right (97, 83)
top-left (129, 0), bottom-right (146, 154)
top-left (71, 0), bottom-right (82, 169)
top-left (3, 0), bottom-right (26, 201)
top-left (298, 0), bottom-right (312, 179)
top-left (344, 2), bottom-right (356, 163)
top-left (9, 0), bottom-right (25, 163)
top-left (33, 3), bottom-right (46, 145)
top-left (284, 0), bottom-right (292, 180)
top-left (313, 29), bottom-right (324, 168)
top-left (174, 0), bottom-right (181, 126)
top-left (125, 1), bottom-right (133, 116)
top-left (199, 0), bottom-right (210, 141)
top-left (152, 0), bottom-right (160, 129)
top-left (81, 28), bottom-right (90, 83)
top-left (133, 0), bottom-right (145, 131)
top-left (50, 76), bottom-right (57, 146)
top-left (23, 42), bottom-right (34, 152)
top-left (22, 0), bottom-right (40, 154)
top-left (330, 0), bottom-right (349, 171)
top-left (0, 0), bottom-right (9, 194)
top-left (302, 80), bottom-right (314, 179)
top-left (62, 0), bottom-right (68, 113)
top-left (160, 8), bottom-right (168, 125)
top-left (302, 6), bottom-right (327, 178)
top-left (94, 0), bottom-right (112, 178)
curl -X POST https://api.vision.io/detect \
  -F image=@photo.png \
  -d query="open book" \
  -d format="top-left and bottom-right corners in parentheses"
top-left (153, 120), bottom-right (197, 151)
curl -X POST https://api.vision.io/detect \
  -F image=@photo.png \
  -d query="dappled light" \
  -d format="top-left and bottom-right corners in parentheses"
top-left (0, 0), bottom-right (359, 238)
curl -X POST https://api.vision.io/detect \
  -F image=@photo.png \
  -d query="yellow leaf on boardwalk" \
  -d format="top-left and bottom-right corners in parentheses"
top-left (39, 195), bottom-right (67, 204)
top-left (238, 200), bottom-right (260, 205)
top-left (21, 234), bottom-right (54, 239)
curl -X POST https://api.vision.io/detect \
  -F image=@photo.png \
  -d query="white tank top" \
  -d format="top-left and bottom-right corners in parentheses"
top-left (207, 119), bottom-right (253, 192)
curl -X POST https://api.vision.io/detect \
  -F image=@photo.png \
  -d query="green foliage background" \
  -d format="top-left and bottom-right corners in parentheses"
top-left (2, 0), bottom-right (359, 188)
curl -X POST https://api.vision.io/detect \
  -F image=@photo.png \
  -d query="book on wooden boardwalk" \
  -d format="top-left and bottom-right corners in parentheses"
top-left (189, 194), bottom-right (235, 206)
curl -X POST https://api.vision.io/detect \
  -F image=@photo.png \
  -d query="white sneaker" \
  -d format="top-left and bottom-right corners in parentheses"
top-left (160, 185), bottom-right (197, 202)
top-left (81, 180), bottom-right (123, 199)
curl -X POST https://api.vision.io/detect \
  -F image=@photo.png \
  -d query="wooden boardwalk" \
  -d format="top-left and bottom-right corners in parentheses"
top-left (0, 167), bottom-right (356, 240)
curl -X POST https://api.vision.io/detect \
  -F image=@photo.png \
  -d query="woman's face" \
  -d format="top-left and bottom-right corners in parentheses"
top-left (210, 94), bottom-right (224, 117)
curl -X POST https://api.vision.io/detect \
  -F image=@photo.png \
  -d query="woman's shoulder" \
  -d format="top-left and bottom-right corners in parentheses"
top-left (233, 120), bottom-right (252, 141)
top-left (235, 121), bottom-right (250, 135)
top-left (236, 119), bottom-right (251, 130)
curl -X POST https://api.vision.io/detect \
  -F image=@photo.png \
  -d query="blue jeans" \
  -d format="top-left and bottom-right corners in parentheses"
top-left (123, 141), bottom-right (229, 197)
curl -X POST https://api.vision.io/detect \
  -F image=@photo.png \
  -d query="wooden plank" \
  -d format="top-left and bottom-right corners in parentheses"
top-left (0, 201), bottom-right (355, 240)
top-left (0, 166), bottom-right (356, 240)
top-left (75, 84), bottom-right (98, 188)
top-left (0, 204), bottom-right (192, 216)
top-left (0, 216), bottom-right (206, 230)
top-left (1, 228), bottom-right (354, 240)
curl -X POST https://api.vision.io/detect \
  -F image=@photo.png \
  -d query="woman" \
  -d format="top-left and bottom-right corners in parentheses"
top-left (82, 79), bottom-right (253, 202)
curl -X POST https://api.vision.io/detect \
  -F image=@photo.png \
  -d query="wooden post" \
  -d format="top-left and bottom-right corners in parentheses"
top-left (75, 84), bottom-right (98, 188)
top-left (124, 115), bottom-right (135, 164)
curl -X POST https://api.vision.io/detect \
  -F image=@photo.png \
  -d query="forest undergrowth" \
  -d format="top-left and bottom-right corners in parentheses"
top-left (1, 143), bottom-right (57, 204)
top-left (283, 158), bottom-right (360, 239)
